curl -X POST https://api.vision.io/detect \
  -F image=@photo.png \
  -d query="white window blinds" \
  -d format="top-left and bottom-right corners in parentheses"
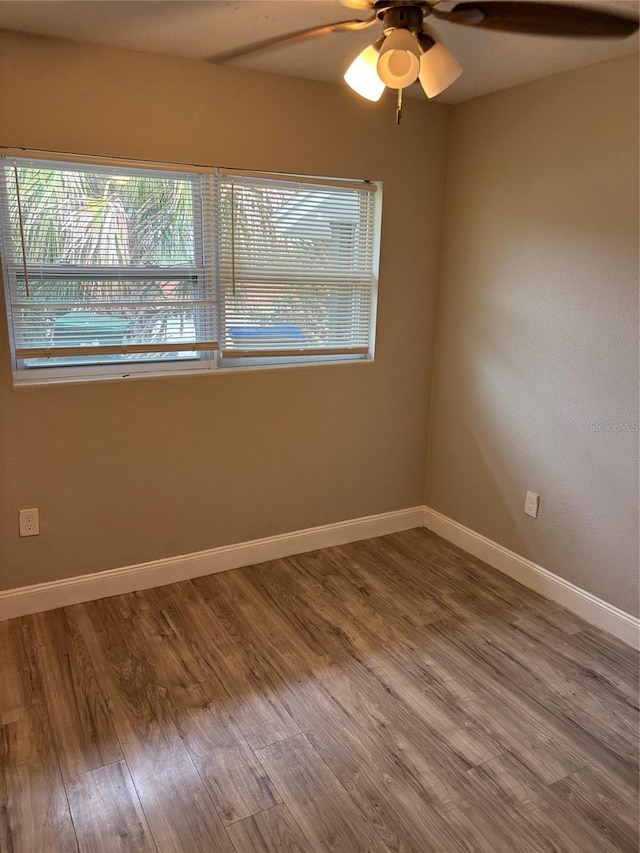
top-left (216, 172), bottom-right (377, 359)
top-left (0, 158), bottom-right (217, 364)
top-left (0, 154), bottom-right (380, 381)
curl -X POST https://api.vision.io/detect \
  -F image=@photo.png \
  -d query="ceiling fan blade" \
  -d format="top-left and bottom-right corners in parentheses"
top-left (433, 2), bottom-right (639, 37)
top-left (340, 0), bottom-right (375, 8)
top-left (208, 16), bottom-right (377, 64)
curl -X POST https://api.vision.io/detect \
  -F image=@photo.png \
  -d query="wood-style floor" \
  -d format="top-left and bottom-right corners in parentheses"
top-left (1, 528), bottom-right (638, 852)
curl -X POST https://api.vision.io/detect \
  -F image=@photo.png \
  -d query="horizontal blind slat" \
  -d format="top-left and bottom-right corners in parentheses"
top-left (221, 346), bottom-right (368, 359)
top-left (17, 341), bottom-right (219, 359)
top-left (13, 299), bottom-right (216, 309)
top-left (218, 169), bottom-right (377, 193)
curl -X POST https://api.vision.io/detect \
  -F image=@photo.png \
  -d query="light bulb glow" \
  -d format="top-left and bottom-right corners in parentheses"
top-left (344, 44), bottom-right (386, 102)
top-left (376, 28), bottom-right (421, 90)
top-left (418, 42), bottom-right (463, 98)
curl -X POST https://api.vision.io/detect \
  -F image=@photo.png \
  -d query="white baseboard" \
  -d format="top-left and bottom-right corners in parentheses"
top-left (0, 506), bottom-right (425, 622)
top-left (423, 506), bottom-right (639, 650)
top-left (2, 504), bottom-right (637, 651)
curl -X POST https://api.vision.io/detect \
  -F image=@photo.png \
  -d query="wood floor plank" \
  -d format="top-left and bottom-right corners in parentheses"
top-left (290, 560), bottom-right (504, 764)
top-left (66, 760), bottom-right (157, 853)
top-left (292, 544), bottom-right (442, 632)
top-left (71, 598), bottom-right (235, 853)
top-left (516, 800), bottom-right (631, 852)
top-left (279, 677), bottom-right (474, 852)
top-left (461, 750), bottom-right (546, 811)
top-left (122, 587), bottom-right (282, 825)
top-left (255, 734), bottom-right (391, 852)
top-left (177, 577), bottom-right (301, 749)
top-left (1, 741), bottom-right (79, 853)
top-left (32, 608), bottom-right (123, 780)
top-left (447, 748), bottom-right (620, 851)
top-left (471, 615), bottom-right (638, 745)
top-left (548, 764), bottom-right (639, 852)
top-left (455, 749), bottom-right (632, 852)
top-left (226, 804), bottom-right (313, 853)
top-left (180, 703), bottom-right (282, 826)
top-left (0, 622), bottom-right (23, 727)
top-left (216, 562), bottom-right (334, 673)
top-left (569, 626), bottom-right (640, 696)
top-left (412, 618), bottom-right (625, 784)
top-left (203, 574), bottom-right (472, 851)
top-left (444, 802), bottom-right (549, 853)
top-left (205, 562), bottom-right (345, 669)
top-left (315, 655), bottom-right (472, 807)
top-left (279, 553), bottom-right (505, 766)
top-left (0, 620), bottom-right (79, 853)
top-left (392, 529), bottom-right (586, 633)
top-left (445, 618), bottom-right (638, 785)
top-left (500, 612), bottom-right (640, 706)
top-left (459, 747), bottom-right (638, 853)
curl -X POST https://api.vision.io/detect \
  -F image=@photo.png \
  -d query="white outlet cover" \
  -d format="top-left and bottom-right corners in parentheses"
top-left (524, 492), bottom-right (540, 519)
top-left (19, 508), bottom-right (40, 536)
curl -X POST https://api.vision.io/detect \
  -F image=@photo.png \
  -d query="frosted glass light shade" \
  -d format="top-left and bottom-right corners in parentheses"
top-left (376, 29), bottom-right (421, 90)
top-left (418, 42), bottom-right (463, 98)
top-left (344, 44), bottom-right (386, 102)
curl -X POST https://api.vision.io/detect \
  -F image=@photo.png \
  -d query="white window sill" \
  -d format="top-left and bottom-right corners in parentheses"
top-left (12, 353), bottom-right (374, 387)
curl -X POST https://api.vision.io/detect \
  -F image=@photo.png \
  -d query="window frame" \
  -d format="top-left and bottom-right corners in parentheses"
top-left (0, 152), bottom-right (381, 386)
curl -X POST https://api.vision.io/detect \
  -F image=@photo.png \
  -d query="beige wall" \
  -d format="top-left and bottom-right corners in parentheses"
top-left (1, 32), bottom-right (637, 618)
top-left (427, 55), bottom-right (639, 615)
top-left (0, 30), bottom-right (450, 590)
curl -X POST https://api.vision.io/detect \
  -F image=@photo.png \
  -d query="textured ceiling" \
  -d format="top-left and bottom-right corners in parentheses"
top-left (0, 0), bottom-right (637, 103)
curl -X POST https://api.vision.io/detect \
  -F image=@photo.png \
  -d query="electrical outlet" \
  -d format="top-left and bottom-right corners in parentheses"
top-left (19, 508), bottom-right (39, 537)
top-left (524, 491), bottom-right (539, 519)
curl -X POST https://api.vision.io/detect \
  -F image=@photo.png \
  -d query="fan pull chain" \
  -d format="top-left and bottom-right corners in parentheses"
top-left (396, 88), bottom-right (403, 125)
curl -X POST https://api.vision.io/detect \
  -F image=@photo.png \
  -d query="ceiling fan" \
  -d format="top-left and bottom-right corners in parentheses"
top-left (212, 1), bottom-right (639, 123)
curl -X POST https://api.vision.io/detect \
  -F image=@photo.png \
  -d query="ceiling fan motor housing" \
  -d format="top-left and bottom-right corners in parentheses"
top-left (378, 4), bottom-right (426, 34)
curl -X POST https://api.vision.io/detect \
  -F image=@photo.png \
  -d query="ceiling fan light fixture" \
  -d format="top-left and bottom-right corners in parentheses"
top-left (344, 38), bottom-right (386, 101)
top-left (376, 28), bottom-right (421, 89)
top-left (418, 41), bottom-right (463, 98)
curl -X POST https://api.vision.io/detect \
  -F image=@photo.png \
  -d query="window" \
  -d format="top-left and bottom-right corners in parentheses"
top-left (0, 157), bottom-right (216, 382)
top-left (216, 172), bottom-right (378, 366)
top-left (0, 155), bottom-right (380, 384)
